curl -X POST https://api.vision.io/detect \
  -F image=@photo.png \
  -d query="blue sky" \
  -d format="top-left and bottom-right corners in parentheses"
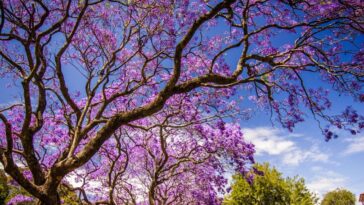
top-left (209, 15), bottom-right (364, 203)
top-left (242, 108), bottom-right (364, 203)
top-left (230, 31), bottom-right (364, 202)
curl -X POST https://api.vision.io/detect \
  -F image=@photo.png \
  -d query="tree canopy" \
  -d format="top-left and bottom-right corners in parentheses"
top-left (321, 189), bottom-right (356, 205)
top-left (224, 163), bottom-right (318, 205)
top-left (0, 0), bottom-right (363, 204)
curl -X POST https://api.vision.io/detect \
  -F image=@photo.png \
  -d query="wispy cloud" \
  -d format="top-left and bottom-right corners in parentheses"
top-left (282, 144), bottom-right (329, 165)
top-left (343, 135), bottom-right (364, 155)
top-left (244, 127), bottom-right (329, 166)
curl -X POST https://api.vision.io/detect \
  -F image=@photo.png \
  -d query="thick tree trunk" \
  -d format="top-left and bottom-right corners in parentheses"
top-left (38, 178), bottom-right (62, 205)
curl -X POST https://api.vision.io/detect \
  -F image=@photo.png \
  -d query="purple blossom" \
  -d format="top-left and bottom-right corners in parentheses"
top-left (7, 195), bottom-right (34, 205)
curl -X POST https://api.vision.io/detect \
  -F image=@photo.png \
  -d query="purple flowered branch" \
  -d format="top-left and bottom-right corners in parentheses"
top-left (0, 0), bottom-right (363, 204)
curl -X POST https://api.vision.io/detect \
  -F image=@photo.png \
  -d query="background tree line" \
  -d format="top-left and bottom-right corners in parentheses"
top-left (224, 163), bottom-right (356, 205)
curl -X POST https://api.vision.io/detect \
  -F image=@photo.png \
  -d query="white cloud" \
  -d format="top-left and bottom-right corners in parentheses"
top-left (282, 145), bottom-right (329, 165)
top-left (244, 127), bottom-right (329, 166)
top-left (244, 128), bottom-right (295, 155)
top-left (343, 135), bottom-right (364, 155)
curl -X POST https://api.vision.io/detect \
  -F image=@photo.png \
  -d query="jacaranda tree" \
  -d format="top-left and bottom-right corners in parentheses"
top-left (0, 0), bottom-right (363, 204)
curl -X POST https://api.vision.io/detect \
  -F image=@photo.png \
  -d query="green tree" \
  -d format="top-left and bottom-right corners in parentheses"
top-left (287, 177), bottom-right (318, 205)
top-left (321, 189), bottom-right (355, 205)
top-left (224, 163), bottom-right (318, 205)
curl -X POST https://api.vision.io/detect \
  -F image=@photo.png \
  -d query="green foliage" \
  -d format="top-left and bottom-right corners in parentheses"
top-left (321, 189), bottom-right (355, 205)
top-left (287, 177), bottom-right (318, 205)
top-left (0, 170), bottom-right (9, 205)
top-left (224, 163), bottom-right (318, 205)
